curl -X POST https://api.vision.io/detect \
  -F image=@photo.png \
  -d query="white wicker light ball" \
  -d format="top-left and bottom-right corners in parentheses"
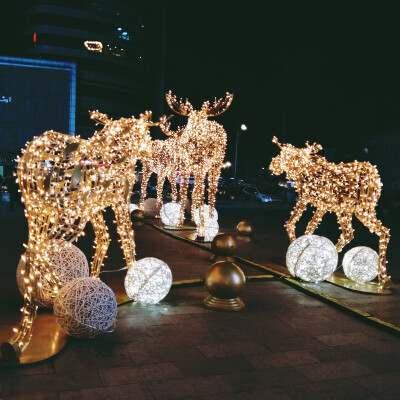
top-left (198, 219), bottom-right (219, 242)
top-left (124, 257), bottom-right (172, 304)
top-left (160, 202), bottom-right (181, 228)
top-left (193, 205), bottom-right (218, 226)
top-left (16, 242), bottom-right (89, 308)
top-left (129, 203), bottom-right (139, 213)
top-left (343, 246), bottom-right (379, 283)
top-left (286, 235), bottom-right (338, 282)
top-left (54, 277), bottom-right (117, 338)
top-left (143, 198), bottom-right (161, 217)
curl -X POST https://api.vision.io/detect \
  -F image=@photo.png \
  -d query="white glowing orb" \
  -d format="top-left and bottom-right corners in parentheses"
top-left (129, 203), bottom-right (139, 213)
top-left (198, 219), bottom-right (219, 242)
top-left (143, 198), bottom-right (161, 217)
top-left (343, 246), bottom-right (379, 283)
top-left (124, 257), bottom-right (172, 304)
top-left (17, 241), bottom-right (89, 308)
top-left (160, 202), bottom-right (181, 227)
top-left (193, 205), bottom-right (218, 226)
top-left (54, 277), bottom-right (117, 338)
top-left (286, 235), bottom-right (338, 282)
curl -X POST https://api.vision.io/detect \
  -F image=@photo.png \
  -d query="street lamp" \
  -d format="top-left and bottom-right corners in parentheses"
top-left (233, 124), bottom-right (247, 186)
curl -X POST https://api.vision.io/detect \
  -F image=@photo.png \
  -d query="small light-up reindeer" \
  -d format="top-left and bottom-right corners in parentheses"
top-left (161, 91), bottom-right (233, 231)
top-left (269, 137), bottom-right (391, 287)
top-left (139, 116), bottom-right (180, 212)
top-left (2, 111), bottom-right (164, 358)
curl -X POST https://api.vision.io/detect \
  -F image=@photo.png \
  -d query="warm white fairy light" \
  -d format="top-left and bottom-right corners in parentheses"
top-left (5, 110), bottom-right (168, 356)
top-left (286, 235), bottom-right (338, 282)
top-left (160, 91), bottom-right (233, 230)
top-left (270, 137), bottom-right (391, 288)
top-left (343, 246), bottom-right (379, 283)
top-left (124, 257), bottom-right (172, 304)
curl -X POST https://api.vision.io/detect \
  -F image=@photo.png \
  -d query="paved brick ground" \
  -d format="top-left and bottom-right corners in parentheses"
top-left (1, 202), bottom-right (400, 399)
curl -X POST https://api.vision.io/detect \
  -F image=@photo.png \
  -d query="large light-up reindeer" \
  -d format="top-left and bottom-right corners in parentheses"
top-left (139, 116), bottom-right (181, 212)
top-left (269, 137), bottom-right (391, 287)
top-left (161, 91), bottom-right (233, 230)
top-left (1, 111), bottom-right (164, 359)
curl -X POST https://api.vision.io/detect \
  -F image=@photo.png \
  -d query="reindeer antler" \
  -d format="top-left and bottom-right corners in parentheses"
top-left (90, 110), bottom-right (111, 125)
top-left (202, 93), bottom-right (233, 116)
top-left (166, 91), bottom-right (193, 116)
top-left (272, 136), bottom-right (283, 149)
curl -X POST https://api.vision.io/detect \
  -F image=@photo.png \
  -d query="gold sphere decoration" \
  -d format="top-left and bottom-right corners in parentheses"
top-left (132, 209), bottom-right (145, 221)
top-left (211, 233), bottom-right (236, 256)
top-left (236, 220), bottom-right (254, 237)
top-left (204, 261), bottom-right (245, 311)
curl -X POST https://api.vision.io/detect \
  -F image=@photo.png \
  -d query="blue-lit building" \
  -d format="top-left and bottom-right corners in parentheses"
top-left (0, 56), bottom-right (76, 176)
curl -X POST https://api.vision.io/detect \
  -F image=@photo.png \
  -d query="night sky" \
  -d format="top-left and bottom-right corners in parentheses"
top-left (2, 2), bottom-right (400, 168)
top-left (160, 2), bottom-right (400, 165)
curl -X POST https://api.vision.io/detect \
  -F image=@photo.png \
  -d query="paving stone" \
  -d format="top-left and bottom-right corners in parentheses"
top-left (294, 360), bottom-right (373, 381)
top-left (3, 393), bottom-right (59, 400)
top-left (12, 369), bottom-right (102, 395)
top-left (246, 350), bottom-right (320, 368)
top-left (0, 376), bottom-right (12, 397)
top-left (196, 342), bottom-right (267, 358)
top-left (98, 363), bottom-right (183, 385)
top-left (59, 383), bottom-right (153, 400)
top-left (352, 372), bottom-right (400, 396)
top-left (223, 367), bottom-right (310, 391)
top-left (147, 375), bottom-right (235, 400)
top-left (129, 346), bottom-right (205, 365)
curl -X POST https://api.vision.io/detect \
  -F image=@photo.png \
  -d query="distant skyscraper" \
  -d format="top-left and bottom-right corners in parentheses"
top-left (25, 0), bottom-right (147, 138)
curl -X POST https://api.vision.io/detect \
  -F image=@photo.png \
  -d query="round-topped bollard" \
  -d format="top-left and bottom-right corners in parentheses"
top-left (210, 233), bottom-right (237, 262)
top-left (204, 261), bottom-right (246, 311)
top-left (132, 209), bottom-right (145, 226)
top-left (236, 220), bottom-right (254, 240)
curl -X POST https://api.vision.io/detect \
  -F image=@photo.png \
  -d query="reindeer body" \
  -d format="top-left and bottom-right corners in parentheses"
top-left (269, 138), bottom-right (390, 287)
top-left (139, 135), bottom-right (180, 211)
top-left (4, 112), bottom-right (155, 357)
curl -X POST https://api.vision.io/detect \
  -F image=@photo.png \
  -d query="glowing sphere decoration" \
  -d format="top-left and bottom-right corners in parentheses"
top-left (16, 242), bottom-right (89, 308)
top-left (54, 277), bottom-right (117, 338)
top-left (286, 235), bottom-right (338, 282)
top-left (143, 198), bottom-right (161, 217)
top-left (193, 205), bottom-right (218, 226)
top-left (201, 219), bottom-right (219, 242)
top-left (343, 246), bottom-right (379, 283)
top-left (124, 257), bottom-right (172, 304)
top-left (160, 202), bottom-right (181, 228)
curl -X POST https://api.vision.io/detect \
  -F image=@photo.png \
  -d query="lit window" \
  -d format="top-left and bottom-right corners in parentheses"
top-left (84, 41), bottom-right (103, 52)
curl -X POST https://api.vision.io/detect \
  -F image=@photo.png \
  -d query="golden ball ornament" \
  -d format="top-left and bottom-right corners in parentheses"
top-left (132, 209), bottom-right (145, 221)
top-left (236, 220), bottom-right (254, 237)
top-left (204, 261), bottom-right (246, 311)
top-left (211, 233), bottom-right (237, 256)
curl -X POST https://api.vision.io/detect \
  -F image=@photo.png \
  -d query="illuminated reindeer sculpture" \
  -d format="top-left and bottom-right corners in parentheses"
top-left (162, 91), bottom-right (233, 230)
top-left (139, 116), bottom-right (181, 212)
top-left (269, 137), bottom-right (391, 287)
top-left (2, 111), bottom-right (162, 358)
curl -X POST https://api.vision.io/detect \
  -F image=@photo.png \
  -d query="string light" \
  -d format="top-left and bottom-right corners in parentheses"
top-left (5, 110), bottom-right (165, 356)
top-left (270, 137), bottom-right (391, 288)
top-left (161, 91), bottom-right (233, 231)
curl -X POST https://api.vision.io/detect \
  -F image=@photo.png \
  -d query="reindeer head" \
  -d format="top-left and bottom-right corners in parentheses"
top-left (269, 137), bottom-right (323, 177)
top-left (165, 91), bottom-right (233, 129)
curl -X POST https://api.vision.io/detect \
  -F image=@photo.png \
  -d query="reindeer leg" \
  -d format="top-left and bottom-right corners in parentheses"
top-left (178, 173), bottom-right (189, 227)
top-left (139, 166), bottom-right (151, 209)
top-left (168, 171), bottom-right (177, 203)
top-left (355, 209), bottom-right (391, 287)
top-left (90, 211), bottom-right (110, 278)
top-left (156, 173), bottom-right (166, 212)
top-left (112, 200), bottom-right (136, 268)
top-left (305, 207), bottom-right (326, 235)
top-left (207, 167), bottom-right (221, 213)
top-left (191, 173), bottom-right (205, 217)
top-left (335, 209), bottom-right (354, 252)
top-left (285, 199), bottom-right (307, 241)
